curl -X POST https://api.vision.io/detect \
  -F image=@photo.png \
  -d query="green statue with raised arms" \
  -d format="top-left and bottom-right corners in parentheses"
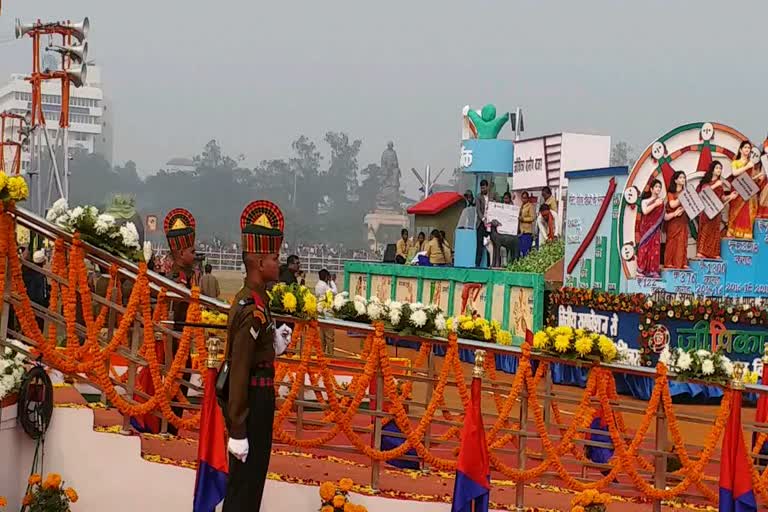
top-left (463, 104), bottom-right (509, 139)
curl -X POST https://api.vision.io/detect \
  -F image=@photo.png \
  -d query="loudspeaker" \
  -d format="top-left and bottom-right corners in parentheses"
top-left (382, 243), bottom-right (397, 263)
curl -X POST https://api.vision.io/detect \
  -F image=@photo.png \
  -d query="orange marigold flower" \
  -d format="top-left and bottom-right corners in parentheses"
top-left (571, 506), bottom-right (585, 512)
top-left (43, 473), bottom-right (62, 490)
top-left (64, 488), bottom-right (78, 503)
top-left (319, 482), bottom-right (336, 502)
top-left (343, 503), bottom-right (356, 512)
top-left (320, 507), bottom-right (334, 512)
top-left (357, 506), bottom-right (368, 512)
top-left (28, 474), bottom-right (42, 486)
top-left (332, 494), bottom-right (346, 508)
top-left (338, 478), bottom-right (353, 492)
top-left (0, 496), bottom-right (7, 507)
top-left (22, 494), bottom-right (33, 506)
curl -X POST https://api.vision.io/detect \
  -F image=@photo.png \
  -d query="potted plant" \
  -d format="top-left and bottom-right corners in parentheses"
top-left (22, 473), bottom-right (79, 512)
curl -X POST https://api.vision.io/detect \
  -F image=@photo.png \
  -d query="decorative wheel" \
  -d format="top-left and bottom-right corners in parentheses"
top-left (17, 365), bottom-right (54, 440)
top-left (619, 122), bottom-right (751, 278)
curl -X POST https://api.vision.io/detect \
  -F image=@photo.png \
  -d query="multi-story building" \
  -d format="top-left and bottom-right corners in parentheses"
top-left (0, 65), bottom-right (113, 172)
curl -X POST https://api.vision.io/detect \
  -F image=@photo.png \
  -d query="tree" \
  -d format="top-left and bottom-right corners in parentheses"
top-left (324, 132), bottom-right (362, 203)
top-left (610, 141), bottom-right (637, 168)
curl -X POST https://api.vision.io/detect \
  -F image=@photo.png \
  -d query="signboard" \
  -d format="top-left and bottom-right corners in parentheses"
top-left (557, 305), bottom-right (640, 347)
top-left (723, 239), bottom-right (758, 295)
top-left (146, 215), bottom-right (158, 233)
top-left (679, 185), bottom-right (704, 219)
top-left (486, 201), bottom-right (520, 235)
top-left (732, 173), bottom-right (759, 200)
top-left (699, 187), bottom-right (725, 220)
top-left (511, 138), bottom-right (547, 190)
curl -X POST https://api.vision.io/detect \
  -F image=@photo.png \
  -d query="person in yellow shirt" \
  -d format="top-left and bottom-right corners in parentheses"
top-left (519, 190), bottom-right (535, 256)
top-left (395, 228), bottom-right (410, 264)
top-left (542, 186), bottom-right (558, 215)
top-left (425, 229), bottom-right (451, 266)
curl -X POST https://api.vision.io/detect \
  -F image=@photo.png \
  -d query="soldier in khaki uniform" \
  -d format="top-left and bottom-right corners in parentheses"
top-left (224, 200), bottom-right (292, 511)
top-left (163, 208), bottom-right (197, 436)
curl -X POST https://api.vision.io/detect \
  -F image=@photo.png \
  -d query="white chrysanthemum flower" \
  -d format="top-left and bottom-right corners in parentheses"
top-left (410, 309), bottom-right (427, 328)
top-left (677, 351), bottom-right (693, 371)
top-left (354, 295), bottom-right (366, 303)
top-left (333, 294), bottom-right (348, 310)
top-left (721, 358), bottom-right (734, 376)
top-left (95, 214), bottom-right (116, 235)
top-left (696, 349), bottom-right (710, 358)
top-left (70, 206), bottom-right (84, 221)
top-left (54, 212), bottom-right (71, 229)
top-left (701, 359), bottom-right (715, 375)
top-left (389, 309), bottom-right (402, 325)
top-left (367, 302), bottom-right (383, 321)
top-left (354, 300), bottom-right (367, 316)
top-left (88, 206), bottom-right (99, 218)
top-left (119, 222), bottom-right (141, 249)
top-left (388, 301), bottom-right (402, 311)
top-left (435, 314), bottom-right (446, 331)
top-left (410, 302), bottom-right (424, 310)
top-left (46, 198), bottom-right (68, 221)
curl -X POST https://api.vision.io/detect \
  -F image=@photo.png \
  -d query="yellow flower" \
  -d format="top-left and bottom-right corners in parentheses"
top-left (533, 331), bottom-right (549, 349)
top-left (446, 317), bottom-right (455, 331)
top-left (0, 172), bottom-right (8, 192)
top-left (475, 318), bottom-right (489, 328)
top-left (303, 294), bottom-right (317, 316)
top-left (555, 326), bottom-right (572, 336)
top-left (460, 320), bottom-right (475, 331)
top-left (597, 336), bottom-right (617, 361)
top-left (554, 334), bottom-right (571, 353)
top-left (7, 176), bottom-right (28, 201)
top-left (319, 482), bottom-right (336, 501)
top-left (43, 473), bottom-right (62, 490)
top-left (491, 319), bottom-right (501, 331)
top-left (575, 328), bottom-right (585, 337)
top-left (282, 292), bottom-right (297, 312)
top-left (28, 474), bottom-right (42, 486)
top-left (496, 329), bottom-right (512, 346)
top-left (332, 494), bottom-right (347, 508)
top-left (325, 290), bottom-right (334, 305)
top-left (545, 326), bottom-right (555, 336)
top-left (481, 325), bottom-right (492, 340)
top-left (338, 478), bottom-right (353, 492)
top-left (64, 488), bottom-right (78, 503)
top-left (574, 336), bottom-right (593, 356)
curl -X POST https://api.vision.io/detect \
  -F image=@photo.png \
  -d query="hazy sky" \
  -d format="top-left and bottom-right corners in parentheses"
top-left (2, 1), bottom-right (767, 194)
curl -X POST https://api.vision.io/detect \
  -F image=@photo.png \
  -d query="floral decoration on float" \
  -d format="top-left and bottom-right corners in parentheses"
top-left (569, 489), bottom-right (612, 512)
top-left (23, 473), bottom-right (78, 512)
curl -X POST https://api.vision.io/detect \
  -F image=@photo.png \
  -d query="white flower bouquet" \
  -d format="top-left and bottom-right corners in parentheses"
top-left (0, 347), bottom-right (27, 402)
top-left (46, 199), bottom-right (144, 261)
top-left (657, 347), bottom-right (758, 386)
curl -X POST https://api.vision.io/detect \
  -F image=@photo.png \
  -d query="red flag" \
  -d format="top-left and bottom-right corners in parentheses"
top-left (451, 370), bottom-right (489, 512)
top-left (193, 368), bottom-right (228, 512)
top-left (719, 391), bottom-right (757, 512)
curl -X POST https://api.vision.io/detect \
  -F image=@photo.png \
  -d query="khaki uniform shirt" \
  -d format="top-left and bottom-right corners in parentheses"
top-left (225, 283), bottom-right (274, 439)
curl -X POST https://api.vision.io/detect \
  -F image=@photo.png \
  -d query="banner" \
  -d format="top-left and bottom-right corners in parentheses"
top-left (511, 138), bottom-right (547, 190)
top-left (699, 187), bottom-right (725, 220)
top-left (486, 201), bottom-right (520, 235)
top-left (679, 185), bottom-right (705, 219)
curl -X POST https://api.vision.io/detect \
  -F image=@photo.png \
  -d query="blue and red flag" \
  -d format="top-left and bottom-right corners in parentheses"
top-left (451, 366), bottom-right (490, 512)
top-left (193, 367), bottom-right (229, 512)
top-left (753, 362), bottom-right (768, 459)
top-left (719, 390), bottom-right (757, 512)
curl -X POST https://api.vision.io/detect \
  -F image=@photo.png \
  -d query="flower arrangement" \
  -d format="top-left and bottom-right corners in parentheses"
top-left (453, 314), bottom-right (498, 343)
top-left (318, 478), bottom-right (367, 512)
top-left (657, 346), bottom-right (758, 386)
top-left (45, 199), bottom-right (143, 261)
top-left (532, 326), bottom-right (619, 363)
top-left (0, 171), bottom-right (29, 206)
top-left (23, 473), bottom-right (78, 512)
top-left (0, 495), bottom-right (6, 509)
top-left (201, 309), bottom-right (227, 336)
top-left (269, 282), bottom-right (318, 320)
top-left (570, 488), bottom-right (612, 512)
top-left (0, 346), bottom-right (26, 402)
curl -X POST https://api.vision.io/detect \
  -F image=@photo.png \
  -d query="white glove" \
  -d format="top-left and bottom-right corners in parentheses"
top-left (462, 105), bottom-right (470, 116)
top-left (228, 437), bottom-right (249, 463)
top-left (274, 324), bottom-right (292, 355)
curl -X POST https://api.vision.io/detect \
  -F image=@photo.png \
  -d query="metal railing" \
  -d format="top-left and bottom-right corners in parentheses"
top-left (3, 207), bottom-right (767, 510)
top-left (153, 247), bottom-right (379, 274)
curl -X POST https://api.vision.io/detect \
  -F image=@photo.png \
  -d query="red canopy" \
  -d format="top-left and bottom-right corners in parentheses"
top-left (406, 192), bottom-right (464, 215)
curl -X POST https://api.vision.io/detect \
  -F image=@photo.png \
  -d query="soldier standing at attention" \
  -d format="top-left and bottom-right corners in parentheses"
top-left (163, 208), bottom-right (197, 436)
top-left (224, 200), bottom-right (292, 511)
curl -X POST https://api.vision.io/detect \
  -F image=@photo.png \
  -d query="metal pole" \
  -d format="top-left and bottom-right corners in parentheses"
top-left (63, 126), bottom-right (69, 202)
